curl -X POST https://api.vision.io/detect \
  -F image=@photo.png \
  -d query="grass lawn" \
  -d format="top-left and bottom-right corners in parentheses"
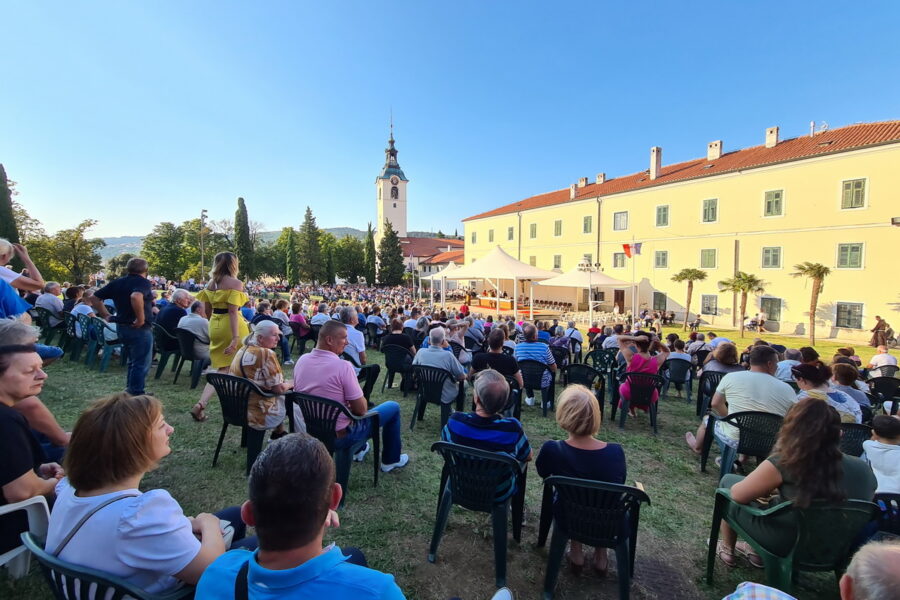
top-left (3, 333), bottom-right (868, 599)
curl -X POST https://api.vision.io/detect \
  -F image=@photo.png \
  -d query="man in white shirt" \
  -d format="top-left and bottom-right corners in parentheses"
top-left (309, 303), bottom-right (332, 326)
top-left (402, 308), bottom-right (420, 330)
top-left (339, 306), bottom-right (380, 403)
top-left (70, 289), bottom-right (97, 338)
top-left (686, 333), bottom-right (710, 355)
top-left (686, 346), bottom-right (795, 452)
top-left (35, 282), bottom-right (65, 327)
top-left (564, 321), bottom-right (584, 355)
top-left (177, 301), bottom-right (211, 361)
top-left (601, 324), bottom-right (624, 349)
top-left (774, 348), bottom-right (802, 381)
top-left (868, 346), bottom-right (898, 372)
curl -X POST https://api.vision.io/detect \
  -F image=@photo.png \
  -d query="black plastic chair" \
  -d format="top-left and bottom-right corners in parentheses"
top-left (873, 493), bottom-right (900, 537)
top-left (694, 349), bottom-right (711, 369)
top-left (612, 372), bottom-right (664, 434)
top-left (403, 326), bottom-right (417, 343)
top-left (174, 329), bottom-right (211, 389)
top-left (448, 340), bottom-right (466, 362)
top-left (700, 411), bottom-right (783, 479)
top-left (589, 348), bottom-right (621, 410)
top-left (206, 373), bottom-right (274, 474)
top-left (410, 365), bottom-right (457, 430)
top-left (550, 345), bottom-right (569, 370)
top-left (365, 322), bottom-right (380, 348)
top-left (696, 371), bottom-right (726, 416)
top-left (285, 392), bottom-right (379, 507)
top-left (381, 343), bottom-right (413, 396)
top-left (537, 476), bottom-right (651, 600)
top-left (289, 321), bottom-right (313, 356)
top-left (568, 337), bottom-right (583, 363)
top-left (428, 442), bottom-right (526, 588)
top-left (560, 363), bottom-right (604, 417)
top-left (868, 377), bottom-right (900, 415)
top-left (519, 359), bottom-right (556, 417)
top-left (61, 311), bottom-right (84, 362)
top-left (661, 358), bottom-right (693, 405)
top-left (501, 346), bottom-right (514, 357)
top-left (839, 423), bottom-right (872, 457)
top-left (869, 365), bottom-right (899, 378)
top-left (340, 351), bottom-right (381, 403)
top-left (152, 322), bottom-right (181, 380)
top-left (21, 531), bottom-right (194, 600)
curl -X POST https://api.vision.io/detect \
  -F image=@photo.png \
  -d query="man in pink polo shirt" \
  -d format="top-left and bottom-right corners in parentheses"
top-left (293, 320), bottom-right (408, 473)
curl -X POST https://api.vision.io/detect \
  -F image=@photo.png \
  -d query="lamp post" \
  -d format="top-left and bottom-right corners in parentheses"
top-left (577, 258), bottom-right (602, 326)
top-left (199, 209), bottom-right (208, 283)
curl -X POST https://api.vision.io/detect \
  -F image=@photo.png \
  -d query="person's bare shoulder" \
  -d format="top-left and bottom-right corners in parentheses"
top-left (219, 276), bottom-right (244, 291)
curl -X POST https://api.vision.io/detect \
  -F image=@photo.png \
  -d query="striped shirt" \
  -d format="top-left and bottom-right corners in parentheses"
top-left (514, 341), bottom-right (555, 388)
top-left (441, 412), bottom-right (530, 501)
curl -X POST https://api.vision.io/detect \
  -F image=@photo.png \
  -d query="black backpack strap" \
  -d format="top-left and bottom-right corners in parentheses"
top-left (52, 493), bottom-right (139, 556)
top-left (234, 559), bottom-right (250, 600)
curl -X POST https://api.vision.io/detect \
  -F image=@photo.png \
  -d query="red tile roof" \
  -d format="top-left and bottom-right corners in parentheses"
top-left (398, 237), bottom-right (463, 258)
top-left (422, 249), bottom-right (464, 265)
top-left (464, 121), bottom-right (900, 222)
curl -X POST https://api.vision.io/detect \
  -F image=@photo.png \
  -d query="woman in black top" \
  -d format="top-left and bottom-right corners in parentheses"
top-left (537, 384), bottom-right (626, 576)
top-left (380, 319), bottom-right (416, 357)
top-left (470, 329), bottom-right (523, 388)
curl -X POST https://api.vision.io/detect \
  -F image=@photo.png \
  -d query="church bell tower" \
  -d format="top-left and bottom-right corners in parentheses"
top-left (375, 125), bottom-right (408, 245)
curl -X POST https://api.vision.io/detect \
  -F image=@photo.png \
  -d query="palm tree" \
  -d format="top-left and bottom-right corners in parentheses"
top-left (790, 262), bottom-right (831, 346)
top-left (671, 268), bottom-right (708, 331)
top-left (718, 271), bottom-right (766, 337)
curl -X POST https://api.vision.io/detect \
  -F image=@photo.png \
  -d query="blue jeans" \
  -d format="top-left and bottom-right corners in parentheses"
top-left (279, 334), bottom-right (291, 362)
top-left (336, 401), bottom-right (402, 464)
top-left (118, 325), bottom-right (153, 395)
top-left (36, 344), bottom-right (64, 361)
top-left (214, 506), bottom-right (257, 550)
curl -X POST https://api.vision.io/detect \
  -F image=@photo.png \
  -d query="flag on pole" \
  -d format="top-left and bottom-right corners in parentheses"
top-left (622, 243), bottom-right (642, 258)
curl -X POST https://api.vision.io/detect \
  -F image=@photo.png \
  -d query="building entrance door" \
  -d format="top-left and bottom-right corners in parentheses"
top-left (614, 289), bottom-right (625, 314)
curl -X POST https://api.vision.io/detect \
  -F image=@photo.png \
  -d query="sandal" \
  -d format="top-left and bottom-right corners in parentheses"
top-left (735, 541), bottom-right (764, 568)
top-left (592, 550), bottom-right (609, 578)
top-left (190, 403), bottom-right (208, 422)
top-left (715, 541), bottom-right (738, 568)
top-left (565, 552), bottom-right (584, 575)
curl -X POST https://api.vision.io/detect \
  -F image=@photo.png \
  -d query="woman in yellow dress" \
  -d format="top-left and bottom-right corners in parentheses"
top-left (190, 252), bottom-right (250, 421)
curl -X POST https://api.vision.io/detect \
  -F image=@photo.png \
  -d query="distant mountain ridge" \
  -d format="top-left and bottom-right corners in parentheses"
top-left (98, 229), bottom-right (457, 261)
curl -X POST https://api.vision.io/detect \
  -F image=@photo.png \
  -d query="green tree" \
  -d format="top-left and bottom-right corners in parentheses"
top-left (142, 222), bottom-right (186, 281)
top-left (436, 230), bottom-right (445, 239)
top-left (790, 261), bottom-right (831, 346)
top-left (334, 235), bottom-right (365, 283)
top-left (319, 232), bottom-right (337, 285)
top-left (285, 228), bottom-right (300, 285)
top-left (106, 253), bottom-right (135, 278)
top-left (0, 164), bottom-right (19, 245)
top-left (671, 268), bottom-right (708, 331)
top-left (34, 220), bottom-right (106, 283)
top-left (363, 222), bottom-right (376, 285)
top-left (234, 197), bottom-right (255, 279)
top-left (12, 199), bottom-right (45, 243)
top-left (718, 271), bottom-right (766, 337)
top-left (298, 207), bottom-right (323, 282)
top-left (377, 219), bottom-right (405, 285)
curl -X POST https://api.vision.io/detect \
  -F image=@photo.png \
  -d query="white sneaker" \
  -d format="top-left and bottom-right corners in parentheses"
top-left (491, 588), bottom-right (513, 600)
top-left (353, 442), bottom-right (370, 462)
top-left (525, 396), bottom-right (535, 407)
top-left (381, 453), bottom-right (409, 472)
top-left (284, 359), bottom-right (295, 366)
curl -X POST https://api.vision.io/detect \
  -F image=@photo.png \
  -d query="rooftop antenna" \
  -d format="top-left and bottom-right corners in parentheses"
top-left (390, 107), bottom-right (394, 139)
top-left (809, 120), bottom-right (815, 137)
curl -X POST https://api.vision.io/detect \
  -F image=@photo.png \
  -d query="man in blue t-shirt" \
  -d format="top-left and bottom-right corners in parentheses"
top-left (514, 324), bottom-right (556, 408)
top-left (197, 433), bottom-right (405, 600)
top-left (442, 369), bottom-right (531, 501)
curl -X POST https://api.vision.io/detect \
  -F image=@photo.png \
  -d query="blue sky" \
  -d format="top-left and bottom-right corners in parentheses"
top-left (2, 1), bottom-right (899, 238)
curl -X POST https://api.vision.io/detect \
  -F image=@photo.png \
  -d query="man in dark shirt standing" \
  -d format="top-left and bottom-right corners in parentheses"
top-left (90, 258), bottom-right (154, 396)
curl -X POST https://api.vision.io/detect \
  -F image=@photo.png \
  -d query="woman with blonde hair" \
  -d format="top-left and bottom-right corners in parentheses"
top-left (45, 393), bottom-right (255, 593)
top-left (702, 342), bottom-right (744, 374)
top-left (536, 384), bottom-right (627, 575)
top-left (191, 252), bottom-right (249, 421)
top-left (0, 237), bottom-right (45, 293)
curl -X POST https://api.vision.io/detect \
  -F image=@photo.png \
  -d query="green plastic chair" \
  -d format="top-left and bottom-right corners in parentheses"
top-left (20, 532), bottom-right (194, 600)
top-left (88, 317), bottom-right (125, 372)
top-left (59, 311), bottom-right (82, 361)
top-left (706, 488), bottom-right (877, 594)
top-left (33, 307), bottom-right (60, 346)
top-left (77, 313), bottom-right (99, 365)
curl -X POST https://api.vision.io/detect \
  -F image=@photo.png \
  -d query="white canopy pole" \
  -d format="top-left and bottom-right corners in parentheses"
top-left (441, 276), bottom-right (445, 309)
top-left (588, 268), bottom-right (594, 327)
top-left (530, 282), bottom-right (534, 322)
top-left (496, 278), bottom-right (500, 320)
top-left (513, 278), bottom-right (518, 321)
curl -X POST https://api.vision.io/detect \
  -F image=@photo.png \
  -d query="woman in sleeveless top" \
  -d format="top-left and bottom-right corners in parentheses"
top-left (191, 252), bottom-right (249, 422)
top-left (617, 332), bottom-right (669, 415)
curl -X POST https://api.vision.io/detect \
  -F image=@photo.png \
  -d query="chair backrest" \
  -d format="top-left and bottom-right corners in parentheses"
top-left (503, 376), bottom-right (521, 414)
top-left (839, 423), bottom-right (872, 457)
top-left (382, 344), bottom-right (412, 371)
top-left (792, 500), bottom-right (877, 570)
top-left (175, 328), bottom-right (204, 360)
top-left (403, 327), bottom-right (417, 341)
top-left (92, 317), bottom-right (120, 346)
top-left (366, 322), bottom-right (379, 342)
top-left (722, 411), bottom-right (783, 457)
top-left (662, 358), bottom-right (693, 383)
top-left (695, 349), bottom-right (711, 367)
top-left (561, 363), bottom-right (600, 388)
top-left (413, 365), bottom-right (452, 405)
top-left (206, 373), bottom-right (272, 427)
top-left (285, 392), bottom-right (353, 453)
top-left (21, 531), bottom-right (193, 600)
top-left (310, 324), bottom-right (322, 342)
top-left (550, 346), bottom-right (569, 367)
top-left (448, 341), bottom-right (465, 361)
top-left (76, 313), bottom-right (93, 339)
top-left (340, 351), bottom-right (362, 369)
top-left (621, 372), bottom-right (663, 408)
top-left (501, 346), bottom-right (514, 357)
top-left (431, 441), bottom-right (522, 512)
top-left (543, 475), bottom-right (650, 546)
top-left (463, 336), bottom-right (477, 350)
top-left (698, 371), bottom-right (726, 402)
top-left (869, 377), bottom-right (900, 399)
top-left (288, 321), bottom-right (305, 338)
top-left (873, 493), bottom-right (900, 536)
top-left (518, 359), bottom-right (550, 389)
top-left (871, 364), bottom-right (899, 378)
top-left (62, 311), bottom-right (77, 339)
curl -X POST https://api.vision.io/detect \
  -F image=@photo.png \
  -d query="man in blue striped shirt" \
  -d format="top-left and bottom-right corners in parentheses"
top-left (441, 369), bottom-right (532, 501)
top-left (514, 324), bottom-right (556, 407)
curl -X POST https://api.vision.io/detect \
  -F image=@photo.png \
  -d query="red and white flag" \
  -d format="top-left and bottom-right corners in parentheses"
top-left (622, 243), bottom-right (642, 258)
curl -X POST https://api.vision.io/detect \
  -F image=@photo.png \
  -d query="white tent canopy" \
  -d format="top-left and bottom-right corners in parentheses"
top-left (422, 261), bottom-right (459, 281)
top-left (535, 267), bottom-right (631, 289)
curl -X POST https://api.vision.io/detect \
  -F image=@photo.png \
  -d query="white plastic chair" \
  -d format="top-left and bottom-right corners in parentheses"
top-left (0, 495), bottom-right (50, 578)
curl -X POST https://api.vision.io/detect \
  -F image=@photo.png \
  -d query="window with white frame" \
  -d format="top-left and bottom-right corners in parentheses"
top-left (701, 295), bottom-right (718, 315)
top-left (764, 190), bottom-right (783, 216)
top-left (702, 198), bottom-right (718, 222)
top-left (656, 205), bottom-right (669, 227)
top-left (835, 302), bottom-right (864, 329)
top-left (700, 248), bottom-right (717, 268)
top-left (762, 247), bottom-right (782, 269)
top-left (529, 223), bottom-right (537, 239)
top-left (471, 231), bottom-right (476, 244)
top-left (654, 251), bottom-right (668, 268)
top-left (553, 255), bottom-right (562, 269)
top-left (488, 229), bottom-right (494, 243)
top-left (583, 215), bottom-right (592, 234)
top-left (837, 243), bottom-right (863, 269)
top-left (841, 179), bottom-right (865, 209)
top-left (553, 220), bottom-right (562, 236)
top-left (613, 211), bottom-right (628, 231)
top-left (653, 292), bottom-right (666, 311)
top-left (507, 226), bottom-right (514, 240)
top-left (760, 297), bottom-right (782, 321)
top-left (613, 252), bottom-right (626, 268)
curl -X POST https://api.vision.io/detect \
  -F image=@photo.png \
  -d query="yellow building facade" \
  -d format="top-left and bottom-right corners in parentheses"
top-left (463, 122), bottom-right (900, 342)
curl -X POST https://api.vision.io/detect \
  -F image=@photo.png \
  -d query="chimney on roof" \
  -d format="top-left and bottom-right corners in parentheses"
top-left (569, 184), bottom-right (577, 200)
top-left (707, 140), bottom-right (723, 161)
top-left (596, 172), bottom-right (606, 184)
top-left (766, 126), bottom-right (779, 148)
top-left (577, 177), bottom-right (588, 188)
top-left (649, 146), bottom-right (662, 180)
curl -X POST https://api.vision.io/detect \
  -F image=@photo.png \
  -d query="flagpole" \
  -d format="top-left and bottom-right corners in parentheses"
top-left (631, 235), bottom-right (636, 329)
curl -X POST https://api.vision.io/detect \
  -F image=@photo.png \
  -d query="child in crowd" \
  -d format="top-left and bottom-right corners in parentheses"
top-left (862, 415), bottom-right (900, 494)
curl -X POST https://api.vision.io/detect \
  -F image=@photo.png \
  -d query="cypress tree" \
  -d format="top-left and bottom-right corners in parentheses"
top-left (363, 222), bottom-right (377, 284)
top-left (285, 228), bottom-right (300, 285)
top-left (377, 220), bottom-right (405, 285)
top-left (0, 164), bottom-right (20, 245)
top-left (234, 197), bottom-right (255, 278)
top-left (298, 206), bottom-right (323, 283)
